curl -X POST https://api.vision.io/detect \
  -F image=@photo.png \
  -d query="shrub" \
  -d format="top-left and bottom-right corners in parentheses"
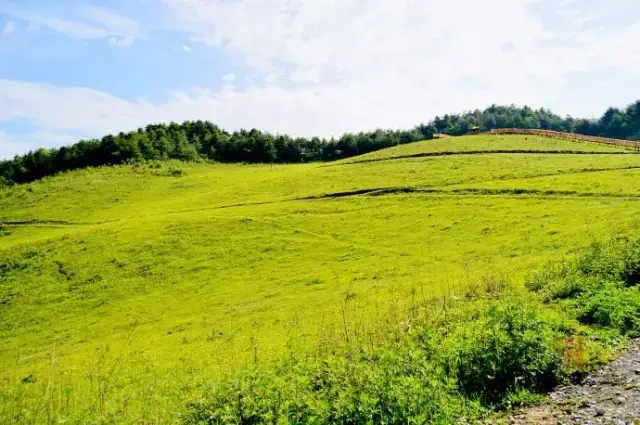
top-left (451, 301), bottom-right (563, 404)
top-left (183, 348), bottom-right (481, 425)
top-left (525, 238), bottom-right (640, 337)
top-left (183, 300), bottom-right (570, 424)
top-left (168, 167), bottom-right (184, 177)
top-left (546, 275), bottom-right (592, 300)
top-left (617, 241), bottom-right (640, 286)
top-left (574, 238), bottom-right (640, 287)
top-left (526, 238), bottom-right (640, 303)
top-left (574, 285), bottom-right (640, 336)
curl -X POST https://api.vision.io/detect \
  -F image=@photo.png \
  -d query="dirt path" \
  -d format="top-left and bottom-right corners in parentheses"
top-left (501, 340), bottom-right (640, 425)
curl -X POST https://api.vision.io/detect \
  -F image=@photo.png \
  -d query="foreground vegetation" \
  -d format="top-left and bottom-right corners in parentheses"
top-left (186, 234), bottom-right (640, 423)
top-left (1, 135), bottom-right (640, 423)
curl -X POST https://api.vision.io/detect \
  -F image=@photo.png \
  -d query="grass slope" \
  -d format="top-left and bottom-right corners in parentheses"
top-left (341, 134), bottom-right (633, 163)
top-left (1, 135), bottom-right (640, 423)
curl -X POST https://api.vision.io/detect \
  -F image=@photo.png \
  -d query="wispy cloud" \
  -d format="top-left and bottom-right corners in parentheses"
top-left (1, 19), bottom-right (15, 35)
top-left (82, 4), bottom-right (139, 38)
top-left (0, 130), bottom-right (13, 158)
top-left (0, 130), bottom-right (44, 159)
top-left (0, 8), bottom-right (109, 38)
top-left (0, 2), bottom-right (141, 45)
top-left (108, 35), bottom-right (135, 48)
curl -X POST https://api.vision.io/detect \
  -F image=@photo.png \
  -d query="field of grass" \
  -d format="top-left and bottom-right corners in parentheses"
top-left (2, 135), bottom-right (640, 423)
top-left (447, 167), bottom-right (640, 196)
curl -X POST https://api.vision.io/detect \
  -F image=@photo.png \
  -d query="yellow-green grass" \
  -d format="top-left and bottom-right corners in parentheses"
top-left (342, 134), bottom-right (634, 163)
top-left (3, 153), bottom-right (640, 223)
top-left (2, 135), bottom-right (640, 423)
top-left (446, 167), bottom-right (640, 196)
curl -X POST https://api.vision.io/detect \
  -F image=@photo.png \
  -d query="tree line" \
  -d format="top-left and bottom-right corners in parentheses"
top-left (429, 101), bottom-right (640, 139)
top-left (0, 123), bottom-right (428, 185)
top-left (1, 100), bottom-right (639, 185)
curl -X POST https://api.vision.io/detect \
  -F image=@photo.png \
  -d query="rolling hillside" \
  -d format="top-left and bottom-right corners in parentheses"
top-left (2, 134), bottom-right (640, 423)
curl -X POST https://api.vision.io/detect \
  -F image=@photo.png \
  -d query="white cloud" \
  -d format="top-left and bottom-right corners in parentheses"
top-left (0, 130), bottom-right (14, 159)
top-left (108, 35), bottom-right (135, 48)
top-left (161, 0), bottom-right (639, 116)
top-left (165, 0), bottom-right (546, 83)
top-left (0, 79), bottom-right (150, 137)
top-left (0, 3), bottom-right (141, 44)
top-left (0, 131), bottom-right (20, 159)
top-left (0, 129), bottom-right (93, 159)
top-left (82, 4), bottom-right (140, 39)
top-left (31, 130), bottom-right (88, 145)
top-left (0, 9), bottom-right (109, 39)
top-left (0, 130), bottom-right (49, 159)
top-left (183, 44), bottom-right (192, 52)
top-left (221, 72), bottom-right (236, 82)
top-left (290, 68), bottom-right (320, 84)
top-left (264, 73), bottom-right (279, 84)
top-left (2, 20), bottom-right (15, 35)
top-left (0, 78), bottom-right (440, 142)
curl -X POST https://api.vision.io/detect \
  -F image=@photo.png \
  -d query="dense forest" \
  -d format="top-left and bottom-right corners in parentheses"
top-left (1, 100), bottom-right (639, 185)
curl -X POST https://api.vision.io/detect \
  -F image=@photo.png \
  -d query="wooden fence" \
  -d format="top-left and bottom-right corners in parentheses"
top-left (486, 128), bottom-right (640, 150)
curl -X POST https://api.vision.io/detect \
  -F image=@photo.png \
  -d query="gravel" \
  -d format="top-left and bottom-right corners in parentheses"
top-left (499, 339), bottom-right (640, 425)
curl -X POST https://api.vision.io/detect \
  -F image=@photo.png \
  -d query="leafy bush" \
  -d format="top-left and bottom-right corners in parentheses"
top-left (617, 241), bottom-right (640, 286)
top-left (183, 347), bottom-right (482, 425)
top-left (574, 285), bottom-right (640, 336)
top-left (184, 300), bottom-right (573, 423)
top-left (573, 238), bottom-right (640, 287)
top-left (168, 166), bottom-right (185, 177)
top-left (451, 302), bottom-right (562, 404)
top-left (546, 275), bottom-right (593, 301)
top-left (526, 237), bottom-right (640, 337)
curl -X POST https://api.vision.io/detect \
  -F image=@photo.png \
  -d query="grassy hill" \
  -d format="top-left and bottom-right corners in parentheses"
top-left (341, 134), bottom-right (633, 163)
top-left (2, 134), bottom-right (640, 423)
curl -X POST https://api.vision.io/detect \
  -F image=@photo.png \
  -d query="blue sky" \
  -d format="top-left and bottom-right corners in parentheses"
top-left (0, 0), bottom-right (639, 158)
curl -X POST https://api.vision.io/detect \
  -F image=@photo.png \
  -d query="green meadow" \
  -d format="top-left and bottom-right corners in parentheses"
top-left (2, 135), bottom-right (640, 423)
